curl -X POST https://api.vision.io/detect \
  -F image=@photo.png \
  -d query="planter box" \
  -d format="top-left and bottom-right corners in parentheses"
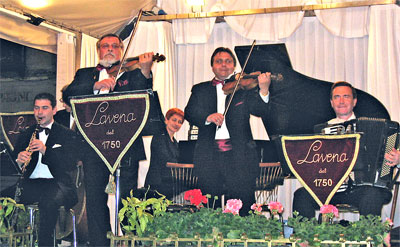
top-left (0, 231), bottom-right (32, 247)
top-left (107, 232), bottom-right (375, 247)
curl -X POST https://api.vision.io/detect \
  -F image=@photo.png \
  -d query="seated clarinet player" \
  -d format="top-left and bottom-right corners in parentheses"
top-left (293, 81), bottom-right (397, 218)
top-left (145, 108), bottom-right (184, 199)
top-left (13, 93), bottom-right (79, 247)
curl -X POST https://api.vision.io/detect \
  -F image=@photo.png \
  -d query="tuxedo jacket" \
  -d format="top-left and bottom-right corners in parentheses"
top-left (54, 109), bottom-right (71, 129)
top-left (67, 67), bottom-right (152, 96)
top-left (13, 122), bottom-right (79, 207)
top-left (184, 80), bottom-right (270, 167)
top-left (66, 67), bottom-right (153, 163)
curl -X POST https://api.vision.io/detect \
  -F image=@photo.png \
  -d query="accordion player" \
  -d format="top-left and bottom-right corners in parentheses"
top-left (315, 117), bottom-right (400, 190)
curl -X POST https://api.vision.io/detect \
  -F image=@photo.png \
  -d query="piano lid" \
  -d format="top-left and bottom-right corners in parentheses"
top-left (234, 44), bottom-right (390, 137)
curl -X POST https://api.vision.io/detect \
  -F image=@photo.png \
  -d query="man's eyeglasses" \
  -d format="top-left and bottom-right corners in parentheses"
top-left (100, 43), bottom-right (121, 49)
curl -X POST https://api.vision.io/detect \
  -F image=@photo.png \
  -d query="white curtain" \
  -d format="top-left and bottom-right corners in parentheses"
top-left (80, 33), bottom-right (99, 68)
top-left (56, 33), bottom-right (75, 110)
top-left (123, 21), bottom-right (176, 115)
top-left (122, 21), bottom-right (176, 188)
top-left (223, 0), bottom-right (305, 41)
top-left (367, 5), bottom-right (400, 122)
top-left (314, 0), bottom-right (370, 38)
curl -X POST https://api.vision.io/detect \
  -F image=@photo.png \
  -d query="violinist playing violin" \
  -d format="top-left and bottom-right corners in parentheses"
top-left (66, 33), bottom-right (154, 247)
top-left (184, 47), bottom-right (271, 216)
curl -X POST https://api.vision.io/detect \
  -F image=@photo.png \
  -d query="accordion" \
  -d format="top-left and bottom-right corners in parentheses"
top-left (315, 117), bottom-right (399, 189)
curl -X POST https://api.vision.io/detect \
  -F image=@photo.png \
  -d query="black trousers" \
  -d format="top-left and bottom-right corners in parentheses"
top-left (293, 185), bottom-right (392, 219)
top-left (195, 148), bottom-right (257, 216)
top-left (20, 179), bottom-right (64, 247)
top-left (83, 157), bottom-right (138, 247)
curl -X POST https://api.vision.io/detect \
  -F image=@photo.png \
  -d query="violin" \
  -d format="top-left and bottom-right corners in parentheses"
top-left (107, 53), bottom-right (166, 78)
top-left (222, 71), bottom-right (283, 95)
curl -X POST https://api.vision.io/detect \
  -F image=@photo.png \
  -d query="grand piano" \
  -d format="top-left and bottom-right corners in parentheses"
top-left (234, 43), bottom-right (390, 137)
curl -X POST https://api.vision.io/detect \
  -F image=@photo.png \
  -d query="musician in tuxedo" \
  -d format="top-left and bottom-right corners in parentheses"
top-left (14, 93), bottom-right (78, 247)
top-left (54, 85), bottom-right (74, 129)
top-left (145, 108), bottom-right (184, 199)
top-left (293, 81), bottom-right (396, 218)
top-left (184, 47), bottom-right (271, 215)
top-left (66, 33), bottom-right (154, 246)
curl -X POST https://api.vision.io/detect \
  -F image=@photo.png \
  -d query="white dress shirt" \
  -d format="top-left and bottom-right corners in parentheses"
top-left (208, 80), bottom-right (270, 140)
top-left (29, 121), bottom-right (54, 179)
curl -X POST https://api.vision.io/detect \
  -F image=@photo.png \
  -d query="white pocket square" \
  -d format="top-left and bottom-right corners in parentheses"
top-left (52, 144), bottom-right (62, 148)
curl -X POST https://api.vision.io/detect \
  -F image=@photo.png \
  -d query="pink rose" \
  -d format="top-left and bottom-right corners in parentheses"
top-left (268, 201), bottom-right (283, 214)
top-left (320, 205), bottom-right (339, 218)
top-left (223, 199), bottom-right (243, 215)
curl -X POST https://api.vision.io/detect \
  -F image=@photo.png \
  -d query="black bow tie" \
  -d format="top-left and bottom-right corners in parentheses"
top-left (38, 127), bottom-right (50, 135)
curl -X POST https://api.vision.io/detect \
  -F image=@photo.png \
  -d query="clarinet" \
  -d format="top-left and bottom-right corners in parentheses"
top-left (14, 120), bottom-right (41, 202)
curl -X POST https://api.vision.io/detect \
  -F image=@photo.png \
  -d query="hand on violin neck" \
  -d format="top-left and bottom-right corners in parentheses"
top-left (258, 72), bottom-right (271, 96)
top-left (139, 52), bottom-right (154, 79)
top-left (93, 77), bottom-right (116, 92)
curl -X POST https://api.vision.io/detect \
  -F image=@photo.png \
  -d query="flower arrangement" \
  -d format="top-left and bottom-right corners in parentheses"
top-left (118, 190), bottom-right (392, 246)
top-left (288, 210), bottom-right (392, 246)
top-left (183, 189), bottom-right (208, 208)
top-left (222, 199), bottom-right (242, 215)
top-left (320, 204), bottom-right (339, 223)
top-left (268, 201), bottom-right (283, 215)
top-left (143, 192), bottom-right (282, 240)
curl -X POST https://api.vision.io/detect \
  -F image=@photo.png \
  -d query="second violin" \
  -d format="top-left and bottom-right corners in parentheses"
top-left (222, 71), bottom-right (283, 95)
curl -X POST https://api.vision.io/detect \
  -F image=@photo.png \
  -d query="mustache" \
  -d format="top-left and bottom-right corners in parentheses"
top-left (105, 52), bottom-right (116, 57)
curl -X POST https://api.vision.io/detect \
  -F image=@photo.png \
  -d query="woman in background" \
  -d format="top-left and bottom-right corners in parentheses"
top-left (145, 108), bottom-right (184, 199)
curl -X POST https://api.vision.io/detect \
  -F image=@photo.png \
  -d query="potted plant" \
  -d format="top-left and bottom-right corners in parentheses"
top-left (0, 197), bottom-right (30, 246)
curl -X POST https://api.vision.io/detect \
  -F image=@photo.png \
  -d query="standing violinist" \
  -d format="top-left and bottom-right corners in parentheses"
top-left (184, 47), bottom-right (271, 215)
top-left (66, 33), bottom-right (154, 247)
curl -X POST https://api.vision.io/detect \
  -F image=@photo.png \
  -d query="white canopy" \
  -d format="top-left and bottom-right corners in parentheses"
top-left (0, 0), bottom-right (156, 37)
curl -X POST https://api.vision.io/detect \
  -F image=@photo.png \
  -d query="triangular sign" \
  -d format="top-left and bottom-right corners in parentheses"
top-left (70, 92), bottom-right (150, 174)
top-left (280, 134), bottom-right (360, 206)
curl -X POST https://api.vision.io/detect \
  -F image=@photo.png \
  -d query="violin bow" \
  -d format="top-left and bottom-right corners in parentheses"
top-left (221, 40), bottom-right (256, 119)
top-left (115, 9), bottom-right (144, 80)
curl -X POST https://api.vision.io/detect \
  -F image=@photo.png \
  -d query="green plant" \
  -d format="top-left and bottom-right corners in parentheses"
top-left (287, 212), bottom-right (391, 246)
top-left (118, 189), bottom-right (171, 236)
top-left (143, 207), bottom-right (283, 240)
top-left (0, 197), bottom-right (28, 234)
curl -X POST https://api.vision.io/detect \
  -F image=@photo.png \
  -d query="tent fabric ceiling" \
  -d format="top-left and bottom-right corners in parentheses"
top-left (0, 11), bottom-right (58, 53)
top-left (0, 0), bottom-right (156, 38)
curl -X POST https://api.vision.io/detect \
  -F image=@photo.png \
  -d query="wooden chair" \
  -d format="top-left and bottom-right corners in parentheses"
top-left (255, 162), bottom-right (284, 204)
top-left (166, 162), bottom-right (198, 204)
